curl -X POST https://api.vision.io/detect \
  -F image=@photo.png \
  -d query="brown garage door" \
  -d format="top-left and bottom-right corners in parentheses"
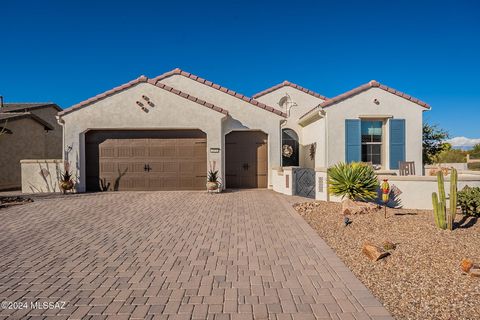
top-left (86, 130), bottom-right (207, 191)
top-left (225, 131), bottom-right (268, 188)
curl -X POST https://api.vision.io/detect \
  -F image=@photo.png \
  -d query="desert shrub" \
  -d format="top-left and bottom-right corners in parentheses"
top-left (328, 162), bottom-right (379, 201)
top-left (435, 149), bottom-right (466, 163)
top-left (457, 186), bottom-right (480, 216)
top-left (468, 162), bottom-right (480, 171)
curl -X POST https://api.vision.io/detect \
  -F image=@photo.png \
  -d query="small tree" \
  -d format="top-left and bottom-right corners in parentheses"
top-left (470, 144), bottom-right (480, 159)
top-left (423, 123), bottom-right (450, 165)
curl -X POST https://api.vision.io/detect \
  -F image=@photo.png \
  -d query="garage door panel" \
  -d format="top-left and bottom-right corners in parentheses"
top-left (117, 146), bottom-right (131, 158)
top-left (92, 132), bottom-right (207, 191)
top-left (132, 146), bottom-right (147, 158)
top-left (100, 161), bottom-right (116, 174)
top-left (149, 162), bottom-right (164, 173)
top-left (179, 177), bottom-right (195, 189)
top-left (100, 147), bottom-right (116, 158)
top-left (178, 146), bottom-right (194, 158)
top-left (163, 162), bottom-right (179, 173)
top-left (162, 176), bottom-right (178, 189)
top-left (180, 161), bottom-right (194, 174)
top-left (194, 162), bottom-right (207, 175)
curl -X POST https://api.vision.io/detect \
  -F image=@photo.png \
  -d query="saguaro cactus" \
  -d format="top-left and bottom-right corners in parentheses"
top-left (432, 168), bottom-right (458, 230)
top-left (448, 168), bottom-right (458, 230)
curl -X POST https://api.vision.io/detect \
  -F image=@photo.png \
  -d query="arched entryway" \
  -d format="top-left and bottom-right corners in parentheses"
top-left (282, 128), bottom-right (299, 167)
top-left (225, 131), bottom-right (268, 188)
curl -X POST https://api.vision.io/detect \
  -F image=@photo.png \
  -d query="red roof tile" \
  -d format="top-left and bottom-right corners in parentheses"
top-left (150, 69), bottom-right (286, 117)
top-left (252, 81), bottom-right (328, 100)
top-left (58, 76), bottom-right (229, 116)
top-left (299, 80), bottom-right (431, 120)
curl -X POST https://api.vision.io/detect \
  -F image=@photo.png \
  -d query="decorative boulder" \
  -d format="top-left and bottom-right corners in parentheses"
top-left (460, 258), bottom-right (474, 273)
top-left (362, 243), bottom-right (390, 261)
top-left (342, 198), bottom-right (379, 215)
top-left (382, 241), bottom-right (396, 251)
top-left (470, 265), bottom-right (480, 278)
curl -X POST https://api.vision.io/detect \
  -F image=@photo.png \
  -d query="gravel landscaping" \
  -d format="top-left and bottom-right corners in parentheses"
top-left (294, 201), bottom-right (480, 320)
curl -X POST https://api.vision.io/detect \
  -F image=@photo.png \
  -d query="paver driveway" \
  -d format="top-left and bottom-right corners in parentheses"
top-left (0, 190), bottom-right (391, 320)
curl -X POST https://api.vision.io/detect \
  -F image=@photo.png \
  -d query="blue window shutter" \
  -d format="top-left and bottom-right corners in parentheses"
top-left (390, 119), bottom-right (406, 169)
top-left (345, 120), bottom-right (361, 163)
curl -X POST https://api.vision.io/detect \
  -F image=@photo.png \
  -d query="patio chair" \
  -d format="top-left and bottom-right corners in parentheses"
top-left (399, 161), bottom-right (415, 176)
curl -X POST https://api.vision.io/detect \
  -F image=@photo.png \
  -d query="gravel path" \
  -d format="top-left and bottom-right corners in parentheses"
top-left (294, 201), bottom-right (480, 320)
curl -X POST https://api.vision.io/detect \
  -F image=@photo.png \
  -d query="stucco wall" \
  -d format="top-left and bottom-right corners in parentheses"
top-left (301, 119), bottom-right (326, 168)
top-left (271, 167), bottom-right (294, 196)
top-left (0, 118), bottom-right (47, 190)
top-left (30, 106), bottom-right (63, 158)
top-left (158, 75), bottom-right (284, 187)
top-left (254, 86), bottom-right (325, 128)
top-left (21, 159), bottom-right (63, 193)
top-left (323, 88), bottom-right (425, 173)
top-left (60, 82), bottom-right (226, 192)
top-left (377, 174), bottom-right (480, 210)
top-left (313, 170), bottom-right (480, 210)
top-left (255, 86), bottom-right (326, 169)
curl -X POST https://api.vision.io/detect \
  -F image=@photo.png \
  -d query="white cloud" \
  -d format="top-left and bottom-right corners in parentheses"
top-left (447, 136), bottom-right (480, 147)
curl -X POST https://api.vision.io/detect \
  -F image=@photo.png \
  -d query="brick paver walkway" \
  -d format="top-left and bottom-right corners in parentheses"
top-left (0, 190), bottom-right (392, 319)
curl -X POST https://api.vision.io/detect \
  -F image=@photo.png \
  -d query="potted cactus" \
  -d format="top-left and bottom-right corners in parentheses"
top-left (206, 161), bottom-right (220, 191)
top-left (59, 161), bottom-right (75, 194)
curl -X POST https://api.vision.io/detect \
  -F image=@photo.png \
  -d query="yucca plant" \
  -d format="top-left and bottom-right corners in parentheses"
top-left (328, 162), bottom-right (379, 200)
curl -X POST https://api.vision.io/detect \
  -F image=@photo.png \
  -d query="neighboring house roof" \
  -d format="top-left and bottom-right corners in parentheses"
top-left (150, 69), bottom-right (286, 117)
top-left (1, 102), bottom-right (62, 112)
top-left (0, 112), bottom-right (54, 130)
top-left (252, 80), bottom-right (329, 100)
top-left (300, 80), bottom-right (431, 120)
top-left (58, 76), bottom-right (229, 117)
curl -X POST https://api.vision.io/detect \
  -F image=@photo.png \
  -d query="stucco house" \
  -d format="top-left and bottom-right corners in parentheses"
top-left (0, 102), bottom-right (62, 190)
top-left (57, 68), bottom-right (430, 193)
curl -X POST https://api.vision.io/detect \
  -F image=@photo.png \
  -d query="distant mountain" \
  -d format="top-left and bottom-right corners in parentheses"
top-left (447, 137), bottom-right (480, 150)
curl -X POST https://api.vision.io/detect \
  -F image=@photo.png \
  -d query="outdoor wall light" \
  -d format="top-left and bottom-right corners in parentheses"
top-left (373, 99), bottom-right (380, 105)
top-left (142, 95), bottom-right (150, 101)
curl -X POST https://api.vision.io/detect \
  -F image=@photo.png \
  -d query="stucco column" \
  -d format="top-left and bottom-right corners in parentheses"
top-left (206, 129), bottom-right (223, 189)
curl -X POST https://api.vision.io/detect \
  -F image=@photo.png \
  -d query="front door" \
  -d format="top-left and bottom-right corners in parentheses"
top-left (225, 131), bottom-right (268, 188)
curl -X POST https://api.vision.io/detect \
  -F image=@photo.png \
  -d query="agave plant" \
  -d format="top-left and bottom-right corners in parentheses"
top-left (328, 162), bottom-right (379, 201)
top-left (207, 161), bottom-right (219, 183)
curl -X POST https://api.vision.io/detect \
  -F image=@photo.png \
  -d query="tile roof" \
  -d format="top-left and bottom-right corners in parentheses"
top-left (151, 69), bottom-right (286, 117)
top-left (299, 80), bottom-right (431, 120)
top-left (0, 112), bottom-right (54, 130)
top-left (58, 76), bottom-right (229, 117)
top-left (1, 102), bottom-right (61, 112)
top-left (252, 81), bottom-right (329, 100)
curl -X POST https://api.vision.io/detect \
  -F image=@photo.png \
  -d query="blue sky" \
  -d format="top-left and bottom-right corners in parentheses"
top-left (1, 0), bottom-right (479, 141)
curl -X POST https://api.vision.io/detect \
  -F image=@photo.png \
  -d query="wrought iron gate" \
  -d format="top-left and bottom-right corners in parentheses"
top-left (293, 168), bottom-right (316, 199)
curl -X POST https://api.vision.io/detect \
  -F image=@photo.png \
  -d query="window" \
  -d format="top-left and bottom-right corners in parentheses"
top-left (361, 120), bottom-right (383, 165)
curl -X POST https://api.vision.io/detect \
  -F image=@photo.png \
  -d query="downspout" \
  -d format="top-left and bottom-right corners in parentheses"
top-left (323, 108), bottom-right (329, 201)
top-left (280, 119), bottom-right (287, 167)
top-left (56, 115), bottom-right (66, 162)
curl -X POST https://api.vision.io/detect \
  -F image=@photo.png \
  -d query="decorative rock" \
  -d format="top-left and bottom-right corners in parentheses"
top-left (469, 264), bottom-right (480, 278)
top-left (342, 198), bottom-right (380, 215)
top-left (460, 258), bottom-right (474, 273)
top-left (382, 241), bottom-right (396, 251)
top-left (362, 242), bottom-right (390, 261)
